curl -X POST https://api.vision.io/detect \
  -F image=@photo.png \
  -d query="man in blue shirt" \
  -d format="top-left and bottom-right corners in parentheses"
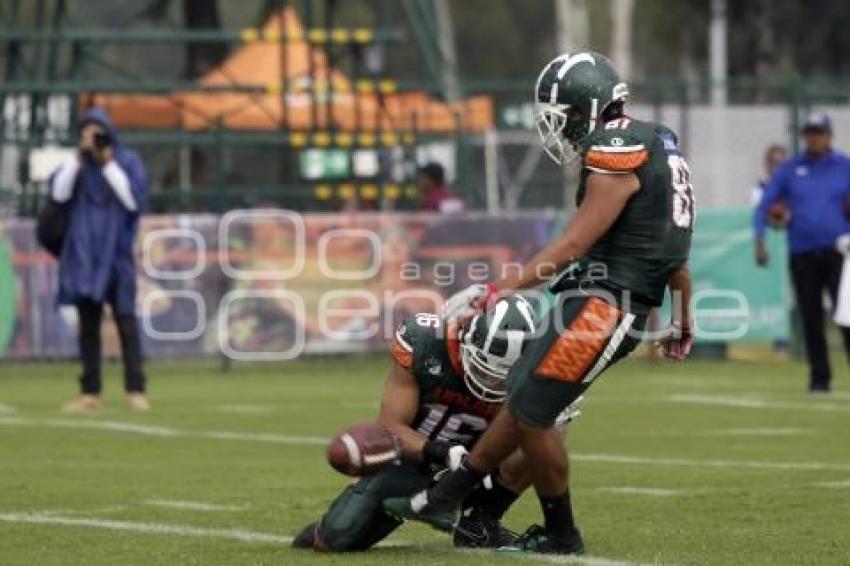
top-left (754, 113), bottom-right (850, 393)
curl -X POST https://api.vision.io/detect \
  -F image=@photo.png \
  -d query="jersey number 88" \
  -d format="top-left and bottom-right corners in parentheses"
top-left (668, 155), bottom-right (695, 230)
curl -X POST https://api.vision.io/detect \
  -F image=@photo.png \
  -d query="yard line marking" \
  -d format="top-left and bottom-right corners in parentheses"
top-left (813, 480), bottom-right (850, 489)
top-left (201, 430), bottom-right (326, 445)
top-left (0, 403), bottom-right (16, 414)
top-left (0, 511), bottom-right (291, 544)
top-left (48, 418), bottom-right (180, 437)
top-left (0, 415), bottom-right (326, 445)
top-left (667, 393), bottom-right (850, 413)
top-left (2, 416), bottom-right (849, 472)
top-left (572, 453), bottom-right (850, 472)
top-left (700, 427), bottom-right (813, 436)
top-left (596, 486), bottom-right (687, 497)
top-left (653, 427), bottom-right (814, 438)
top-left (144, 499), bottom-right (248, 512)
top-left (0, 510), bottom-right (409, 548)
top-left (458, 547), bottom-right (641, 565)
top-left (13, 507), bottom-right (128, 517)
top-left (215, 405), bottom-right (272, 415)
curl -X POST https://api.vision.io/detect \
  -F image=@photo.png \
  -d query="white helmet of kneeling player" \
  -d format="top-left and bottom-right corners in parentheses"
top-left (459, 294), bottom-right (537, 403)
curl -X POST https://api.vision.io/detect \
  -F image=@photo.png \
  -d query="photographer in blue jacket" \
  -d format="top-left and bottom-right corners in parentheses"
top-left (49, 107), bottom-right (150, 412)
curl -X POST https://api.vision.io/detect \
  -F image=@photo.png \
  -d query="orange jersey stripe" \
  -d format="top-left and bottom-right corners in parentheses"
top-left (585, 148), bottom-right (648, 172)
top-left (445, 321), bottom-right (464, 376)
top-left (535, 297), bottom-right (621, 382)
top-left (391, 339), bottom-right (413, 369)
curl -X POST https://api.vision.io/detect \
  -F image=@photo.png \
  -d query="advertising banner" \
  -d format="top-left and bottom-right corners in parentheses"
top-left (0, 211), bottom-right (556, 359)
top-left (0, 207), bottom-right (788, 359)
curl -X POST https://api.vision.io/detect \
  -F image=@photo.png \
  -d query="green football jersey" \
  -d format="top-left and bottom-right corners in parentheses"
top-left (575, 117), bottom-right (693, 306)
top-left (392, 314), bottom-right (499, 448)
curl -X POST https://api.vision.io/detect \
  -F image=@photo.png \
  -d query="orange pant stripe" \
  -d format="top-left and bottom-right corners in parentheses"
top-left (535, 297), bottom-right (621, 382)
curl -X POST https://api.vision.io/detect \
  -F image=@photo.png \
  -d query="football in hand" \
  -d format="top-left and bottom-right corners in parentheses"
top-left (327, 423), bottom-right (400, 476)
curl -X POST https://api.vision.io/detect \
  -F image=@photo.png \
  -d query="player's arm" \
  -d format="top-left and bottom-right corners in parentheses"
top-left (377, 361), bottom-right (459, 467)
top-left (753, 165), bottom-right (789, 267)
top-left (657, 263), bottom-right (693, 360)
top-left (497, 172), bottom-right (639, 293)
top-left (668, 263), bottom-right (692, 328)
top-left (377, 362), bottom-right (428, 462)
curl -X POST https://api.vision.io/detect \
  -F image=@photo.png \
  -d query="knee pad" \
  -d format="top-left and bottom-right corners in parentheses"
top-left (315, 483), bottom-right (400, 552)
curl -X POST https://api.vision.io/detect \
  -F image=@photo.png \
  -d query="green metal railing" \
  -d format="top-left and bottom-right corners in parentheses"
top-left (3, 0), bottom-right (849, 215)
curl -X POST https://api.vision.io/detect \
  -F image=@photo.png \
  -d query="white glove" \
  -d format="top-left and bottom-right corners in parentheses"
top-left (440, 445), bottom-right (493, 489)
top-left (447, 445), bottom-right (468, 471)
top-left (554, 395), bottom-right (584, 427)
top-left (836, 235), bottom-right (850, 255)
top-left (654, 322), bottom-right (694, 361)
top-left (441, 283), bottom-right (497, 322)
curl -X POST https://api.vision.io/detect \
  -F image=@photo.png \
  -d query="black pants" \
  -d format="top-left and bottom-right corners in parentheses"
top-left (789, 247), bottom-right (850, 390)
top-left (77, 299), bottom-right (146, 395)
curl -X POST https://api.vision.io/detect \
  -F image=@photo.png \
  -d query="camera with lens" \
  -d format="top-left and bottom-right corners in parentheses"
top-left (93, 131), bottom-right (112, 150)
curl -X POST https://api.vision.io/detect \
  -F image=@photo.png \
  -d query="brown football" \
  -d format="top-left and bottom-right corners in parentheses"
top-left (327, 422), bottom-right (400, 476)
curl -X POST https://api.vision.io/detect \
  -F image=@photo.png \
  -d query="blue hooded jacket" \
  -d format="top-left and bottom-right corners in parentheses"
top-left (50, 107), bottom-right (148, 314)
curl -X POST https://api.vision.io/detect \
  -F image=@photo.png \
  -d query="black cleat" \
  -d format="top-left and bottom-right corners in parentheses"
top-left (291, 521), bottom-right (318, 549)
top-left (499, 524), bottom-right (585, 555)
top-left (453, 509), bottom-right (518, 548)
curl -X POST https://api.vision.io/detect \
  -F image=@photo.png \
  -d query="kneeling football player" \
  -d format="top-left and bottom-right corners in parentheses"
top-left (292, 295), bottom-right (582, 552)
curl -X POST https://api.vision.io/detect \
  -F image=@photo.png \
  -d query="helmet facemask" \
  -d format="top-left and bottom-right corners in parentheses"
top-left (458, 296), bottom-right (537, 403)
top-left (536, 103), bottom-right (572, 165)
top-left (535, 102), bottom-right (598, 165)
top-left (534, 51), bottom-right (628, 165)
top-left (460, 341), bottom-right (512, 403)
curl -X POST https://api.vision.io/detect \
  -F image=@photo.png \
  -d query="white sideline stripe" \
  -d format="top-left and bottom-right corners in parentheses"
top-left (0, 510), bottom-right (409, 549)
top-left (215, 405), bottom-right (272, 415)
top-left (459, 548), bottom-right (640, 566)
top-left (46, 506), bottom-right (128, 516)
top-left (0, 510), bottom-right (630, 564)
top-left (0, 416), bottom-right (326, 445)
top-left (572, 453), bottom-right (850, 472)
top-left (2, 416), bottom-right (849, 472)
top-left (668, 393), bottom-right (850, 413)
top-left (596, 486), bottom-right (686, 497)
top-left (144, 499), bottom-right (248, 512)
top-left (699, 427), bottom-right (814, 436)
top-left (814, 480), bottom-right (850, 488)
top-left (0, 511), bottom-right (292, 544)
top-left (0, 403), bottom-right (16, 415)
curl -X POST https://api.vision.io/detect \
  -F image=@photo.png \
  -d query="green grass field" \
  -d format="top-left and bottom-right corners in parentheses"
top-left (1, 356), bottom-right (849, 565)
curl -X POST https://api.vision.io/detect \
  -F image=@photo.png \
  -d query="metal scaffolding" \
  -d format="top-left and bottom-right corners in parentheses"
top-left (0, 0), bottom-right (472, 214)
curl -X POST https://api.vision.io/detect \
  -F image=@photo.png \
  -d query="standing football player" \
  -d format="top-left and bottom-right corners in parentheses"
top-left (293, 296), bottom-right (582, 552)
top-left (385, 51), bottom-right (694, 555)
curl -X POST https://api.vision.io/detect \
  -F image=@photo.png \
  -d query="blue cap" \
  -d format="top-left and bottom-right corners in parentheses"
top-left (802, 112), bottom-right (832, 133)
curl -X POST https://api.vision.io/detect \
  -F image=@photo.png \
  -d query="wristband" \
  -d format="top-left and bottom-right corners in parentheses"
top-left (472, 282), bottom-right (501, 312)
top-left (421, 440), bottom-right (453, 466)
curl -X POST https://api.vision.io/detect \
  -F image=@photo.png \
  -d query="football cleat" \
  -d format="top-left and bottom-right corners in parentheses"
top-left (291, 521), bottom-right (318, 549)
top-left (382, 491), bottom-right (460, 533)
top-left (453, 509), bottom-right (518, 548)
top-left (499, 524), bottom-right (585, 555)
